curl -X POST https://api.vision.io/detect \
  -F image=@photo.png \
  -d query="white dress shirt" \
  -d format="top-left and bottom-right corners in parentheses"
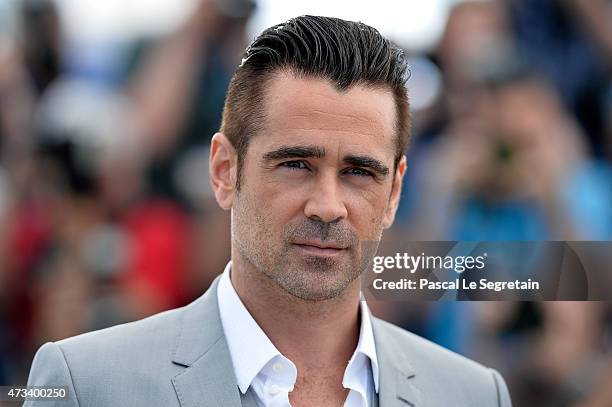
top-left (217, 262), bottom-right (379, 407)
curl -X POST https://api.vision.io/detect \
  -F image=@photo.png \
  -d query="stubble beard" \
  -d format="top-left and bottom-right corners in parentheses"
top-left (231, 190), bottom-right (382, 301)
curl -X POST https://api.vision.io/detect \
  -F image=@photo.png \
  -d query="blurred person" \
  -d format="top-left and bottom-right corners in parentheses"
top-left (24, 16), bottom-right (511, 407)
top-left (127, 0), bottom-right (255, 199)
top-left (472, 301), bottom-right (612, 407)
top-left (30, 77), bottom-right (193, 319)
top-left (527, 302), bottom-right (609, 406)
top-left (124, 0), bottom-right (256, 294)
top-left (389, 0), bottom-right (519, 235)
top-left (410, 73), bottom-right (608, 241)
top-left (493, 302), bottom-right (609, 407)
top-left (506, 0), bottom-right (612, 157)
top-left (437, 0), bottom-right (515, 120)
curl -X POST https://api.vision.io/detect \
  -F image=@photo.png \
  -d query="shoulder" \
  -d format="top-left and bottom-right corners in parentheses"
top-left (373, 317), bottom-right (512, 406)
top-left (39, 305), bottom-right (188, 375)
top-left (373, 317), bottom-right (487, 373)
top-left (26, 306), bottom-right (189, 406)
top-left (56, 305), bottom-right (185, 361)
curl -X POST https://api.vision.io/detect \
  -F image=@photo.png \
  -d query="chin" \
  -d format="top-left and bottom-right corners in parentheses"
top-left (282, 283), bottom-right (348, 301)
top-left (275, 263), bottom-right (359, 301)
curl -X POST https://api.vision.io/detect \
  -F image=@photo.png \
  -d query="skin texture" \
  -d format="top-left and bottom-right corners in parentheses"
top-left (209, 71), bottom-right (406, 406)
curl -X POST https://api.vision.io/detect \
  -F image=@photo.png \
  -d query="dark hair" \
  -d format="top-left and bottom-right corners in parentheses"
top-left (220, 15), bottom-right (411, 189)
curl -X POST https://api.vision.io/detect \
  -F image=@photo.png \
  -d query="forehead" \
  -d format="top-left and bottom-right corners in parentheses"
top-left (259, 71), bottom-right (397, 152)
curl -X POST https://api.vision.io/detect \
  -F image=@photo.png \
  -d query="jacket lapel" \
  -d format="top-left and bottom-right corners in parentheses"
top-left (372, 317), bottom-right (422, 407)
top-left (171, 276), bottom-right (243, 407)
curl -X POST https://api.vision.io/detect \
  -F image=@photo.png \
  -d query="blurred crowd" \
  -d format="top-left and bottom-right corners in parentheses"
top-left (0, 0), bottom-right (611, 405)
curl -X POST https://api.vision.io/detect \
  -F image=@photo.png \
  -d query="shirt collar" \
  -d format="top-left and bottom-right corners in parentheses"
top-left (355, 298), bottom-right (380, 393)
top-left (217, 261), bottom-right (379, 394)
top-left (217, 262), bottom-right (283, 394)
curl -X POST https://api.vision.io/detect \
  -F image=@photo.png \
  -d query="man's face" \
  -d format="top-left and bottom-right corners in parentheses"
top-left (229, 72), bottom-right (405, 300)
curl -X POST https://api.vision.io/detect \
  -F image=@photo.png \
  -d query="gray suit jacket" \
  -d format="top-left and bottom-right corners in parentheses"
top-left (25, 276), bottom-right (512, 406)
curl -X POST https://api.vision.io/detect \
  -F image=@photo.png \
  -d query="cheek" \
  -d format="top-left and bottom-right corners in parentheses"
top-left (233, 191), bottom-right (276, 261)
top-left (262, 181), bottom-right (305, 215)
top-left (345, 188), bottom-right (389, 237)
top-left (236, 178), bottom-right (302, 237)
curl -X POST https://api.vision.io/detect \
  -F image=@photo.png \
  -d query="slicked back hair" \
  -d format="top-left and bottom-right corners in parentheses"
top-left (220, 15), bottom-right (411, 189)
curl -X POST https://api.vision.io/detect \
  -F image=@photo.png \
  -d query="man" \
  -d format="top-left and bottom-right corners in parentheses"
top-left (25, 16), bottom-right (512, 407)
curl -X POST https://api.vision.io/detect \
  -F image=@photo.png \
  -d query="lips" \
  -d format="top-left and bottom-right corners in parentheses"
top-left (292, 241), bottom-right (348, 257)
top-left (293, 240), bottom-right (346, 250)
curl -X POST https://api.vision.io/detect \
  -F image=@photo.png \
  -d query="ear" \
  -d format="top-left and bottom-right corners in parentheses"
top-left (382, 155), bottom-right (407, 229)
top-left (209, 132), bottom-right (238, 210)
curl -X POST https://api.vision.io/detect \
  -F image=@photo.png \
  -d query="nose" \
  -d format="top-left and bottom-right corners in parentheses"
top-left (303, 170), bottom-right (348, 223)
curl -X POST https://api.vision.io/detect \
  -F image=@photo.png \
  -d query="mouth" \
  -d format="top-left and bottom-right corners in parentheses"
top-left (292, 241), bottom-right (348, 258)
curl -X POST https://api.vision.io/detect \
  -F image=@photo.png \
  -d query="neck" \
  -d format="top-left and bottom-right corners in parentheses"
top-left (229, 252), bottom-right (361, 374)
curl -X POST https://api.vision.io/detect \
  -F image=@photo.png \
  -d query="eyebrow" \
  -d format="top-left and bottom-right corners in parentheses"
top-left (261, 145), bottom-right (390, 178)
top-left (262, 145), bottom-right (325, 161)
top-left (343, 154), bottom-right (390, 177)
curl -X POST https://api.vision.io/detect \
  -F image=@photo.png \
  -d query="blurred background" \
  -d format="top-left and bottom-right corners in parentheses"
top-left (0, 0), bottom-right (611, 405)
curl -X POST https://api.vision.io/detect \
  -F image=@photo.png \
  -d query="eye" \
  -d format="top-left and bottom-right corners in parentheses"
top-left (280, 160), bottom-right (309, 170)
top-left (344, 167), bottom-right (374, 177)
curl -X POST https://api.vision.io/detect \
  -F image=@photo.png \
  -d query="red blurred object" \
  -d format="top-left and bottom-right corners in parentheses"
top-left (120, 199), bottom-right (190, 314)
top-left (8, 200), bottom-right (53, 274)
